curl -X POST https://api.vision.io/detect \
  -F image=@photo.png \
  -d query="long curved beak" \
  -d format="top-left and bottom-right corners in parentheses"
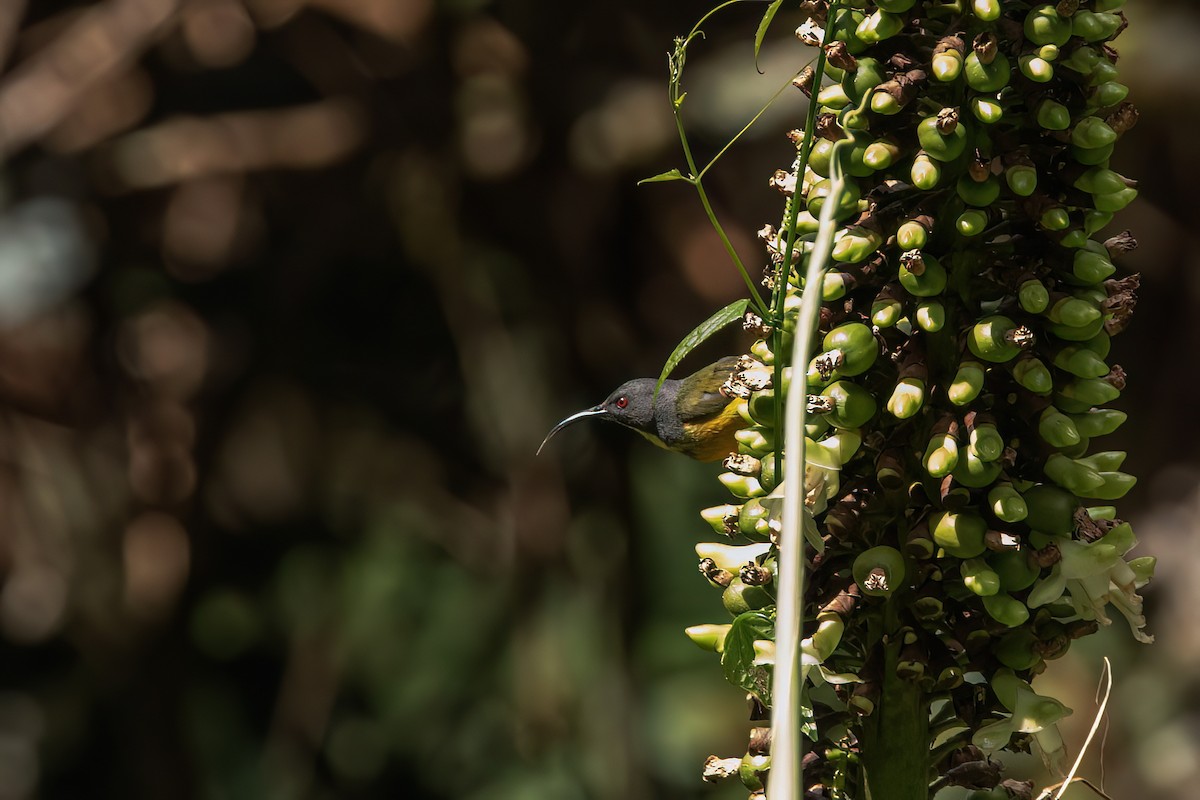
top-left (537, 407), bottom-right (607, 455)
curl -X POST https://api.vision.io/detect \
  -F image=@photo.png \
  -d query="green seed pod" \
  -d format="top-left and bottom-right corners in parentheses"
top-left (1035, 99), bottom-right (1072, 131)
top-left (1069, 408), bottom-right (1127, 437)
top-left (807, 178), bottom-right (863, 220)
top-left (887, 377), bottom-right (925, 419)
top-left (822, 271), bottom-right (849, 301)
top-left (1083, 210), bottom-right (1114, 235)
top-left (856, 10), bottom-right (904, 44)
top-left (853, 545), bottom-right (907, 597)
top-left (970, 96), bottom-right (1003, 125)
top-left (821, 380), bottom-right (878, 429)
top-left (968, 423), bottom-right (1004, 462)
top-left (1037, 44), bottom-right (1060, 62)
top-left (957, 174), bottom-right (1001, 207)
top-left (972, 0), bottom-right (1001, 22)
top-left (1019, 54), bottom-right (1055, 83)
top-left (924, 432), bottom-right (959, 478)
top-left (870, 90), bottom-right (903, 116)
top-left (1044, 453), bottom-right (1105, 493)
top-left (1005, 164), bottom-right (1038, 196)
top-left (911, 152), bottom-right (942, 189)
top-left (917, 115), bottom-right (967, 162)
top-left (1053, 348), bottom-right (1106, 381)
top-left (899, 253), bottom-right (947, 297)
top-left (965, 51), bottom-right (1011, 92)
top-left (967, 316), bottom-right (1026, 363)
top-left (1075, 167), bottom-right (1127, 195)
top-left (1024, 4), bottom-right (1073, 47)
top-left (949, 361), bottom-right (986, 406)
top-left (723, 578), bottom-right (774, 615)
top-left (953, 449), bottom-right (1003, 488)
top-left (961, 557), bottom-right (1001, 596)
top-left (991, 550), bottom-right (1040, 592)
top-left (863, 139), bottom-right (902, 170)
top-left (915, 300), bottom-right (946, 332)
top-left (956, 209), bottom-right (988, 237)
top-left (1023, 484), bottom-right (1077, 535)
top-left (1040, 207), bottom-right (1071, 231)
top-left (738, 499), bottom-right (770, 538)
top-left (822, 322), bottom-right (878, 376)
top-left (896, 219), bottom-right (929, 250)
top-left (842, 57), bottom-right (887, 102)
top-left (871, 295), bottom-right (903, 328)
top-left (1019, 279), bottom-right (1050, 314)
top-left (982, 592), bottom-right (1031, 627)
top-left (988, 484), bottom-right (1028, 522)
top-left (1038, 407), bottom-right (1082, 448)
top-left (931, 510), bottom-right (988, 558)
top-left (1072, 116), bottom-right (1118, 149)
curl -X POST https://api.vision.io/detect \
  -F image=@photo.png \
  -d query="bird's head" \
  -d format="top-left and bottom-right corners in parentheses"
top-left (537, 378), bottom-right (660, 455)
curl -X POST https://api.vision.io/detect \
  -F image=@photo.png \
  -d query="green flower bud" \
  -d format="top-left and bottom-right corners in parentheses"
top-left (1073, 11), bottom-right (1123, 42)
top-left (870, 90), bottom-right (903, 116)
top-left (1019, 279), bottom-right (1050, 313)
top-left (1075, 167), bottom-right (1127, 195)
top-left (965, 51), bottom-right (1011, 92)
top-left (1048, 314), bottom-right (1105, 342)
top-left (809, 138), bottom-right (835, 177)
top-left (899, 252), bottom-right (947, 296)
top-left (896, 219), bottom-right (929, 250)
top-left (1073, 249), bottom-right (1117, 283)
top-left (961, 557), bottom-right (1001, 596)
top-left (822, 322), bottom-right (878, 376)
top-left (1091, 81), bottom-right (1129, 107)
top-left (988, 484), bottom-right (1028, 523)
top-left (992, 550), bottom-right (1040, 592)
top-left (994, 628), bottom-right (1042, 671)
top-left (856, 10), bottom-right (904, 43)
top-left (822, 271), bottom-right (848, 301)
top-left (832, 226), bottom-right (883, 263)
top-left (971, 96), bottom-right (1003, 125)
top-left (1089, 60), bottom-right (1121, 86)
top-left (967, 423), bottom-right (1004, 462)
top-left (953, 448), bottom-right (1003, 487)
top-left (887, 377), bottom-right (925, 419)
top-left (924, 432), bottom-right (959, 478)
top-left (1093, 187), bottom-right (1138, 213)
top-left (949, 361), bottom-right (986, 406)
top-left (853, 545), bottom-right (907, 597)
top-left (932, 50), bottom-right (963, 82)
top-left (1072, 141), bottom-right (1115, 165)
top-left (807, 178), bottom-right (862, 220)
top-left (686, 623), bottom-right (731, 652)
top-left (1083, 209), bottom-right (1114, 235)
top-left (1024, 5), bottom-right (1073, 47)
top-left (1035, 98), bottom-right (1072, 131)
top-left (1069, 408), bottom-right (1127, 437)
top-left (738, 499), bottom-right (771, 538)
top-left (863, 139), bottom-right (902, 170)
top-left (734, 426), bottom-right (775, 456)
top-left (696, 541), bottom-right (772, 573)
top-left (1041, 207), bottom-right (1071, 231)
top-left (723, 578), bottom-right (774, 615)
top-left (1038, 407), bottom-right (1082, 448)
top-left (1013, 357), bottom-right (1054, 395)
top-left (967, 315), bottom-right (1027, 363)
top-left (982, 592), bottom-right (1031, 627)
top-left (1019, 54), bottom-right (1054, 83)
top-left (1072, 116), bottom-right (1118, 149)
top-left (871, 296), bottom-right (903, 328)
top-left (1005, 164), bottom-right (1038, 197)
top-left (1060, 44), bottom-right (1102, 74)
top-left (718, 471), bottom-right (767, 498)
top-left (932, 510), bottom-right (988, 558)
top-left (701, 503), bottom-right (741, 536)
top-left (915, 300), bottom-right (946, 332)
top-left (1082, 470), bottom-right (1136, 500)
top-left (821, 380), bottom-right (878, 429)
top-left (956, 209), bottom-right (988, 237)
top-left (1044, 453), bottom-right (1105, 493)
top-left (816, 83), bottom-right (852, 110)
top-left (917, 115), bottom-right (968, 162)
top-left (1057, 376), bottom-right (1121, 406)
top-left (842, 57), bottom-right (886, 102)
top-left (911, 152), bottom-right (942, 189)
top-left (1047, 296), bottom-right (1101, 327)
top-left (1022, 484), bottom-right (1078, 535)
top-left (957, 174), bottom-right (1001, 207)
top-left (972, 0), bottom-right (1001, 22)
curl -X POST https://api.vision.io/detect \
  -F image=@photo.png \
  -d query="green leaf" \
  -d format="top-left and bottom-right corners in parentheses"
top-left (754, 0), bottom-right (785, 73)
top-left (638, 168), bottom-right (689, 185)
top-left (655, 298), bottom-right (749, 395)
top-left (721, 610), bottom-right (774, 705)
top-left (799, 684), bottom-right (818, 742)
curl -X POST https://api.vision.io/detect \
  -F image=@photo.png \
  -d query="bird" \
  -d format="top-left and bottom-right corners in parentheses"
top-left (538, 356), bottom-right (743, 462)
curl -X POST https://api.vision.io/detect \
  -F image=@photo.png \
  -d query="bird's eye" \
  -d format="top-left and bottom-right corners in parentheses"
top-left (616, 396), bottom-right (628, 409)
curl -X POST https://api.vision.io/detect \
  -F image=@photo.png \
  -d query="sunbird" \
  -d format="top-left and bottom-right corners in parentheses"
top-left (538, 356), bottom-right (743, 462)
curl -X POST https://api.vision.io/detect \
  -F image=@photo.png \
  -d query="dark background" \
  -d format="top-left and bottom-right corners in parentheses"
top-left (0, 1), bottom-right (1196, 798)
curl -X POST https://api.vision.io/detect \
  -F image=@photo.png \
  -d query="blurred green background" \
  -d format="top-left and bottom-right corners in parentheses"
top-left (0, 1), bottom-right (1196, 798)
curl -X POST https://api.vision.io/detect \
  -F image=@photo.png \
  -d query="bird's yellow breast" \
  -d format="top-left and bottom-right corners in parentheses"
top-left (680, 400), bottom-right (743, 462)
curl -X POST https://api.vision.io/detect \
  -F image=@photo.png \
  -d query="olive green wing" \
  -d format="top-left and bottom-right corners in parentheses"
top-left (677, 356), bottom-right (741, 422)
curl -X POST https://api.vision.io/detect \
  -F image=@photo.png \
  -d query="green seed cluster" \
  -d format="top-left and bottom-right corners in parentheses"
top-left (690, 1), bottom-right (1153, 795)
